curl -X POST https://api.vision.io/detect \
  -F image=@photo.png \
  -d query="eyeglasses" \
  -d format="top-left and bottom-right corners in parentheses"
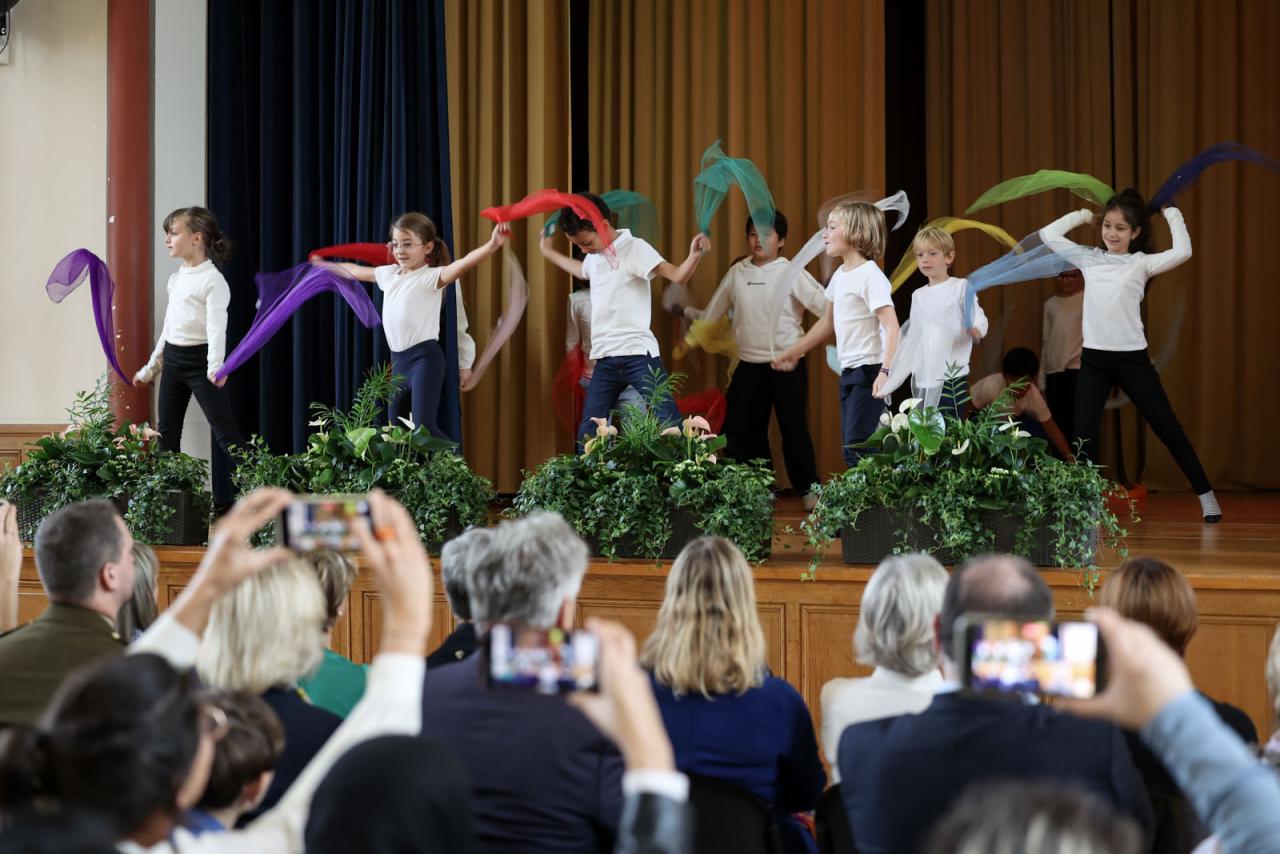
top-left (199, 703), bottom-right (230, 743)
top-left (387, 241), bottom-right (424, 252)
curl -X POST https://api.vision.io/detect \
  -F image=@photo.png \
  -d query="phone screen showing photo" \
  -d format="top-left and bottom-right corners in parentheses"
top-left (964, 619), bottom-right (1102, 699)
top-left (486, 624), bottom-right (600, 695)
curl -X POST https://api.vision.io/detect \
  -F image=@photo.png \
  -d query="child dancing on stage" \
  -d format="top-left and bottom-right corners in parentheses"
top-left (685, 212), bottom-right (827, 501)
top-left (318, 213), bottom-right (508, 437)
top-left (134, 207), bottom-right (246, 502)
top-left (1040, 191), bottom-right (1221, 521)
top-left (772, 201), bottom-right (900, 467)
top-left (1040, 268), bottom-right (1084, 444)
top-left (539, 193), bottom-right (709, 445)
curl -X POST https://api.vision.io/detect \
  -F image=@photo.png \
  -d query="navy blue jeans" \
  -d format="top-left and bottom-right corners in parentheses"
top-left (577, 355), bottom-right (682, 447)
top-left (389, 339), bottom-right (447, 439)
top-left (839, 364), bottom-right (887, 467)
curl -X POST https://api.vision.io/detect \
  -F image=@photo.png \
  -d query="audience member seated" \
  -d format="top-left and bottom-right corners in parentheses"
top-left (970, 347), bottom-right (1075, 461)
top-left (1263, 624), bottom-right (1280, 771)
top-left (195, 555), bottom-right (340, 824)
top-left (185, 691), bottom-right (286, 835)
top-left (925, 780), bottom-right (1142, 854)
top-left (0, 803), bottom-right (120, 853)
top-left (838, 554), bottom-right (1151, 853)
top-left (117, 542), bottom-right (160, 642)
top-left (1099, 556), bottom-right (1257, 851)
top-left (0, 487), bottom-right (434, 853)
top-left (820, 553), bottom-right (947, 780)
top-left (426, 527), bottom-right (490, 668)
top-left (1062, 608), bottom-right (1280, 854)
top-left (420, 511), bottom-right (625, 853)
top-left (0, 500), bottom-right (135, 727)
top-left (642, 536), bottom-right (825, 854)
top-left (0, 502), bottom-right (20, 635)
top-left (297, 549), bottom-right (367, 718)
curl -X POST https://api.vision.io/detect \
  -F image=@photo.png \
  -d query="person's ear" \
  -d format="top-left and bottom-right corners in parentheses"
top-left (240, 771), bottom-right (275, 810)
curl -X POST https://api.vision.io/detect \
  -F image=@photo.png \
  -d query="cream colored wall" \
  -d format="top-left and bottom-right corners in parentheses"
top-left (0, 0), bottom-right (108, 423)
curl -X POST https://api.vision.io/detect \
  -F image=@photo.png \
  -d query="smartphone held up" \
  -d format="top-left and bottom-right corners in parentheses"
top-left (957, 615), bottom-right (1106, 700)
top-left (486, 623), bottom-right (600, 695)
top-left (276, 494), bottom-right (372, 551)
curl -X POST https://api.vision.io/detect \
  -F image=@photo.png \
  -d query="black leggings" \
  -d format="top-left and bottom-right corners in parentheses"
top-left (389, 339), bottom-right (447, 439)
top-left (1074, 348), bottom-right (1211, 494)
top-left (156, 344), bottom-right (245, 503)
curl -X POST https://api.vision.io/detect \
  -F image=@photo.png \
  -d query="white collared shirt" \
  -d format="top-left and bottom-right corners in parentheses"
top-left (820, 666), bottom-right (944, 781)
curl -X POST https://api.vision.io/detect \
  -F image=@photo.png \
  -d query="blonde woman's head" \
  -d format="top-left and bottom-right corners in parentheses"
top-left (196, 557), bottom-right (327, 694)
top-left (641, 537), bottom-right (766, 697)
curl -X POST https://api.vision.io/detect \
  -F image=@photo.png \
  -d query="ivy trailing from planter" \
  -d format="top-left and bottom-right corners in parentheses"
top-left (512, 372), bottom-right (775, 561)
top-left (802, 375), bottom-right (1129, 590)
top-left (231, 365), bottom-right (494, 549)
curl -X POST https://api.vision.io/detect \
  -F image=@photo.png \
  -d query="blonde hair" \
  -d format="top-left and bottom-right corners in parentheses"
top-left (912, 226), bottom-right (955, 256)
top-left (640, 537), bottom-right (766, 697)
top-left (1268, 624), bottom-right (1280, 721)
top-left (828, 201), bottom-right (887, 261)
top-left (116, 542), bottom-right (160, 641)
top-left (304, 548), bottom-right (357, 630)
top-left (196, 557), bottom-right (327, 694)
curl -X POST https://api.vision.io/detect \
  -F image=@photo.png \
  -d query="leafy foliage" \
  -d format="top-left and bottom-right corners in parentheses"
top-left (513, 371), bottom-right (774, 561)
top-left (803, 375), bottom-right (1129, 589)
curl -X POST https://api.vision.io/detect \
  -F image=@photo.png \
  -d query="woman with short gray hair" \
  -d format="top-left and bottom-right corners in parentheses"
top-left (820, 553), bottom-right (948, 780)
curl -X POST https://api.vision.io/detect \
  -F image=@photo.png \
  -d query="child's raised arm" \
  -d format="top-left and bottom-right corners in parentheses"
top-left (313, 260), bottom-right (379, 283)
top-left (440, 224), bottom-right (510, 286)
top-left (1039, 209), bottom-right (1095, 253)
top-left (1143, 207), bottom-right (1193, 278)
top-left (653, 233), bottom-right (711, 285)
top-left (539, 234), bottom-right (586, 280)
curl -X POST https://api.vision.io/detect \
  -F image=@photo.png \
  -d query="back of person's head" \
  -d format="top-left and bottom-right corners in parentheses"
top-left (305, 736), bottom-right (474, 854)
top-left (466, 512), bottom-right (587, 627)
top-left (855, 553), bottom-right (949, 677)
top-left (1102, 188), bottom-right (1153, 254)
top-left (939, 554), bottom-right (1053, 663)
top-left (828, 200), bottom-right (888, 261)
top-left (195, 691), bottom-right (284, 813)
top-left (1001, 347), bottom-right (1040, 380)
top-left (195, 557), bottom-right (327, 693)
top-left (33, 500), bottom-right (128, 607)
top-left (440, 528), bottom-right (494, 622)
top-left (1098, 557), bottom-right (1198, 656)
top-left (0, 804), bottom-right (119, 853)
top-left (912, 226), bottom-right (956, 257)
top-left (0, 654), bottom-right (201, 838)
top-left (926, 779), bottom-right (1142, 854)
top-left (558, 193), bottom-right (612, 236)
top-left (640, 537), bottom-right (766, 697)
top-left (304, 548), bottom-right (357, 633)
top-left (746, 211), bottom-right (788, 240)
top-left (116, 542), bottom-right (159, 642)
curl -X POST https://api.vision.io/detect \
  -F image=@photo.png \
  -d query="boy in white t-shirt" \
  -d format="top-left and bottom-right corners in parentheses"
top-left (970, 347), bottom-right (1075, 462)
top-left (684, 212), bottom-right (827, 498)
top-left (539, 193), bottom-right (710, 445)
top-left (773, 201), bottom-right (900, 467)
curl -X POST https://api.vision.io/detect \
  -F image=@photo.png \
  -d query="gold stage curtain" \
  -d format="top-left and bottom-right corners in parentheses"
top-left (587, 0), bottom-right (886, 484)
top-left (926, 0), bottom-right (1280, 489)
top-left (444, 0), bottom-right (574, 492)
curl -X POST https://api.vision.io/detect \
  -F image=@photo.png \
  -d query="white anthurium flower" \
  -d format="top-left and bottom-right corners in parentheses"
top-left (398, 416), bottom-right (416, 430)
top-left (951, 439), bottom-right (970, 455)
top-left (1014, 430), bottom-right (1032, 439)
top-left (891, 413), bottom-right (910, 432)
top-left (899, 398), bottom-right (923, 413)
top-left (879, 411), bottom-right (892, 427)
top-left (308, 418), bottom-right (327, 427)
top-left (998, 420), bottom-right (1018, 432)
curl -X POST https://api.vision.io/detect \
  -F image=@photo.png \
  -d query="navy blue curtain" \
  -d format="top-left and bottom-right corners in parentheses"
top-left (207, 0), bottom-right (458, 471)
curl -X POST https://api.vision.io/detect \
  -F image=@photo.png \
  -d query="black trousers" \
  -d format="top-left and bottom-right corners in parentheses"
top-left (1074, 348), bottom-right (1211, 494)
top-left (724, 360), bottom-right (819, 492)
top-left (1045, 368), bottom-right (1079, 448)
top-left (156, 343), bottom-right (245, 502)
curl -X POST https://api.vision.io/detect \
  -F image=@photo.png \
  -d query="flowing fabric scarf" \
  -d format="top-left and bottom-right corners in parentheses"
top-left (45, 249), bottom-right (132, 384)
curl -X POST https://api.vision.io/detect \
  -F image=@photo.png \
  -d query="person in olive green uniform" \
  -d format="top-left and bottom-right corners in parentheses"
top-left (0, 500), bottom-right (137, 726)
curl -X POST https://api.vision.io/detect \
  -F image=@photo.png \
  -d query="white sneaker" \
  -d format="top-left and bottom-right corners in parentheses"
top-left (1198, 490), bottom-right (1222, 523)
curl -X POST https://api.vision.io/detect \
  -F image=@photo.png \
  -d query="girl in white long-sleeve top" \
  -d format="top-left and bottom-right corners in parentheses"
top-left (134, 207), bottom-right (245, 480)
top-left (1040, 189), bottom-right (1220, 521)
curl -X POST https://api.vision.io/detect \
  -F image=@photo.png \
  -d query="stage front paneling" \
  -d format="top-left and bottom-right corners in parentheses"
top-left (17, 538), bottom-right (1280, 744)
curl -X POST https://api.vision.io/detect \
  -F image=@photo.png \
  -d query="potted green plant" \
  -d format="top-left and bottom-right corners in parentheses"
top-left (0, 376), bottom-right (212, 544)
top-left (802, 378), bottom-right (1128, 590)
top-left (512, 374), bottom-right (775, 561)
top-left (232, 366), bottom-right (494, 551)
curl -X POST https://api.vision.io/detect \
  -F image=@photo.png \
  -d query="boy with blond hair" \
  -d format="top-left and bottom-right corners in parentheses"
top-left (774, 201), bottom-right (900, 466)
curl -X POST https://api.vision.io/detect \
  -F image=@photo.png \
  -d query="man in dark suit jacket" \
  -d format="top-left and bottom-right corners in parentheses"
top-left (426, 527), bottom-right (485, 669)
top-left (0, 500), bottom-right (137, 727)
top-left (421, 512), bottom-right (624, 853)
top-left (838, 554), bottom-right (1152, 854)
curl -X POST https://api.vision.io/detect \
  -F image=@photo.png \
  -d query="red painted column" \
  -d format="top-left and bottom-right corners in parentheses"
top-left (107, 0), bottom-right (152, 426)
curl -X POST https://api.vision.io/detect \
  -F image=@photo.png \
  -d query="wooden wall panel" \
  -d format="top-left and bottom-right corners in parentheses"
top-left (0, 425), bottom-right (64, 473)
